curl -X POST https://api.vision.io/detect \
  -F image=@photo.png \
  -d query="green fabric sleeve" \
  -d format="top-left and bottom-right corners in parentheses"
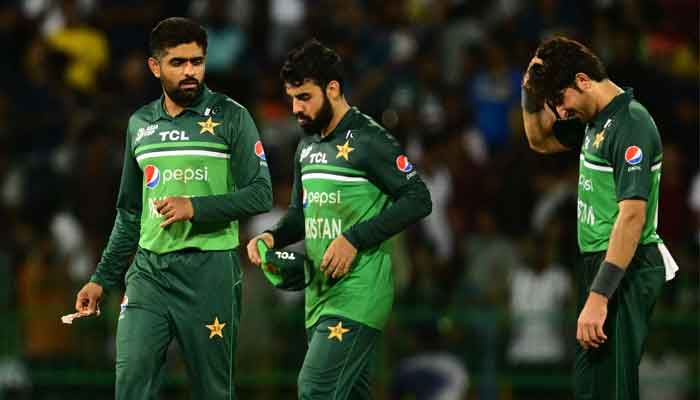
top-left (190, 108), bottom-right (273, 222)
top-left (269, 142), bottom-right (305, 248)
top-left (612, 110), bottom-right (660, 201)
top-left (90, 129), bottom-right (142, 289)
top-left (343, 131), bottom-right (432, 250)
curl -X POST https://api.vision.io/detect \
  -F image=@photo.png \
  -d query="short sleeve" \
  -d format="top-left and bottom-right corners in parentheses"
top-left (356, 129), bottom-right (420, 196)
top-left (611, 112), bottom-right (660, 201)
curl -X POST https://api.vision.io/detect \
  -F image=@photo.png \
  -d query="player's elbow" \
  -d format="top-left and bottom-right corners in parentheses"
top-left (618, 200), bottom-right (646, 232)
top-left (526, 135), bottom-right (552, 154)
top-left (417, 186), bottom-right (433, 219)
top-left (259, 182), bottom-right (273, 213)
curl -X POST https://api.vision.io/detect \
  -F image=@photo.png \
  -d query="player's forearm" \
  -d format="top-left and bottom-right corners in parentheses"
top-left (522, 108), bottom-right (567, 154)
top-left (90, 208), bottom-right (140, 289)
top-left (268, 206), bottom-right (305, 248)
top-left (190, 176), bottom-right (272, 223)
top-left (343, 180), bottom-right (432, 251)
top-left (604, 209), bottom-right (646, 269)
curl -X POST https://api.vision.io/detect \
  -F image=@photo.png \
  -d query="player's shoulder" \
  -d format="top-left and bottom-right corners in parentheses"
top-left (207, 90), bottom-right (250, 118)
top-left (349, 109), bottom-right (399, 148)
top-left (130, 99), bottom-right (158, 122)
top-left (614, 99), bottom-right (660, 143)
top-left (127, 99), bottom-right (160, 132)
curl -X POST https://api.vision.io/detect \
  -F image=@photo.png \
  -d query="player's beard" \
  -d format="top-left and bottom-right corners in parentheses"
top-left (296, 93), bottom-right (334, 135)
top-left (162, 77), bottom-right (203, 107)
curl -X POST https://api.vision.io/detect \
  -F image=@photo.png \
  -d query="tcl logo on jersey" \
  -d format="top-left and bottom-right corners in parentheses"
top-left (143, 166), bottom-right (209, 188)
top-left (159, 130), bottom-right (190, 142)
top-left (144, 165), bottom-right (161, 189)
top-left (255, 140), bottom-right (266, 160)
top-left (274, 251), bottom-right (296, 260)
top-left (307, 152), bottom-right (328, 164)
top-left (624, 146), bottom-right (643, 165)
top-left (395, 155), bottom-right (414, 173)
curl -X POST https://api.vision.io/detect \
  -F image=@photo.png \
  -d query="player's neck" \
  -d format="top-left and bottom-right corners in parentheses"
top-left (162, 92), bottom-right (186, 118)
top-left (321, 100), bottom-right (351, 138)
top-left (595, 80), bottom-right (625, 115)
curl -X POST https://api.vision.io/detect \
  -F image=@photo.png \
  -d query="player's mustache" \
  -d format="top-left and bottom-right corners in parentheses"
top-left (295, 112), bottom-right (311, 121)
top-left (179, 78), bottom-right (199, 86)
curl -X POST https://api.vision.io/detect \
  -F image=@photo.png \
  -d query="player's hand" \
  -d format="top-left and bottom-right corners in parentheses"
top-left (577, 292), bottom-right (609, 350)
top-left (246, 232), bottom-right (274, 266)
top-left (320, 235), bottom-right (357, 279)
top-left (522, 56), bottom-right (544, 87)
top-left (75, 282), bottom-right (104, 316)
top-left (154, 197), bottom-right (194, 228)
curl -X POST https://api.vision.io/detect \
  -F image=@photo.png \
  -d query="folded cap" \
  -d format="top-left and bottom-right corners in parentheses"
top-left (256, 240), bottom-right (314, 291)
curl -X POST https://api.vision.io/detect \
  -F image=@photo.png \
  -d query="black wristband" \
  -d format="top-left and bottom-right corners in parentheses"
top-left (590, 261), bottom-right (625, 298)
top-left (521, 86), bottom-right (544, 113)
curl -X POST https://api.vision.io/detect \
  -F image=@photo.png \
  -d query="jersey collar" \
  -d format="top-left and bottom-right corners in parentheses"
top-left (315, 106), bottom-right (358, 142)
top-left (591, 87), bottom-right (634, 127)
top-left (151, 84), bottom-right (213, 122)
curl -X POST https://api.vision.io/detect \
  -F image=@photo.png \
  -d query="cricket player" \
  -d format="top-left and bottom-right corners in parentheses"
top-left (246, 39), bottom-right (432, 399)
top-left (73, 17), bottom-right (272, 399)
top-left (521, 36), bottom-right (678, 400)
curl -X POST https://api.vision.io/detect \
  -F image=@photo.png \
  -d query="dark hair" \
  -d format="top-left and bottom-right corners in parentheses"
top-left (150, 17), bottom-right (207, 59)
top-left (280, 39), bottom-right (345, 94)
top-left (528, 37), bottom-right (608, 105)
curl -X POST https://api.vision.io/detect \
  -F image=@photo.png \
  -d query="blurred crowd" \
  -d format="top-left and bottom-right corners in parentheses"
top-left (0, 0), bottom-right (697, 399)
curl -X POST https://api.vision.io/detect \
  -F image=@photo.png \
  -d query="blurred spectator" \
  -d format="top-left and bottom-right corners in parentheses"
top-left (390, 321), bottom-right (469, 400)
top-left (465, 36), bottom-right (521, 153)
top-left (639, 332), bottom-right (692, 400)
top-left (455, 206), bottom-right (518, 400)
top-left (419, 138), bottom-right (454, 263)
top-left (198, 0), bottom-right (248, 75)
top-left (45, 0), bottom-right (109, 93)
top-left (507, 226), bottom-right (572, 400)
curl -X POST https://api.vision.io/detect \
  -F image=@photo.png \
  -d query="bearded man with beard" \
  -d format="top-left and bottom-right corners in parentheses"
top-left (246, 39), bottom-right (432, 399)
top-left (73, 17), bottom-right (272, 400)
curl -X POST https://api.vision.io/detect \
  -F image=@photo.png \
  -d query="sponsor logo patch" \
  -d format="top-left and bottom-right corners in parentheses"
top-left (255, 140), bottom-right (266, 160)
top-left (144, 165), bottom-right (161, 189)
top-left (624, 146), bottom-right (643, 165)
top-left (395, 155), bottom-right (413, 173)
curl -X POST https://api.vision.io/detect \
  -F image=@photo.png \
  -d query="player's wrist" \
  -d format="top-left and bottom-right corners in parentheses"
top-left (521, 86), bottom-right (544, 113)
top-left (261, 230), bottom-right (275, 248)
top-left (590, 260), bottom-right (625, 299)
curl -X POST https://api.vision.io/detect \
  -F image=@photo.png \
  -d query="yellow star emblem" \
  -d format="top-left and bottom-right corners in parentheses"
top-left (327, 321), bottom-right (350, 342)
top-left (336, 140), bottom-right (354, 161)
top-left (198, 116), bottom-right (221, 135)
top-left (593, 130), bottom-right (605, 148)
top-left (206, 317), bottom-right (226, 339)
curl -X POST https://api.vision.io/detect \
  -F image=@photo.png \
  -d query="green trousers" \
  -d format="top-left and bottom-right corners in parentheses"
top-left (574, 244), bottom-right (666, 400)
top-left (298, 315), bottom-right (380, 400)
top-left (115, 247), bottom-right (242, 400)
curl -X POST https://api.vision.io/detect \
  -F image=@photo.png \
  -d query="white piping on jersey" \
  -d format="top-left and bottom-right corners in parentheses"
top-left (580, 155), bottom-right (613, 172)
top-left (136, 150), bottom-right (230, 162)
top-left (301, 173), bottom-right (369, 182)
top-left (579, 155), bottom-right (663, 173)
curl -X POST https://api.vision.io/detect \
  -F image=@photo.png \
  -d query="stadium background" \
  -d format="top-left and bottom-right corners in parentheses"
top-left (0, 1), bottom-right (697, 399)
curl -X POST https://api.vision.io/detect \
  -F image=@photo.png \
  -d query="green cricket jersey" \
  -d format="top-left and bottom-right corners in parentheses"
top-left (270, 107), bottom-right (432, 330)
top-left (573, 89), bottom-right (663, 252)
top-left (91, 86), bottom-right (272, 288)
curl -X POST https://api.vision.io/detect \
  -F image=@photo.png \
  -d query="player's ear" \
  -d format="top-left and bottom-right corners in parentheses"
top-left (148, 57), bottom-right (161, 79)
top-left (575, 72), bottom-right (592, 91)
top-left (326, 80), bottom-right (341, 101)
